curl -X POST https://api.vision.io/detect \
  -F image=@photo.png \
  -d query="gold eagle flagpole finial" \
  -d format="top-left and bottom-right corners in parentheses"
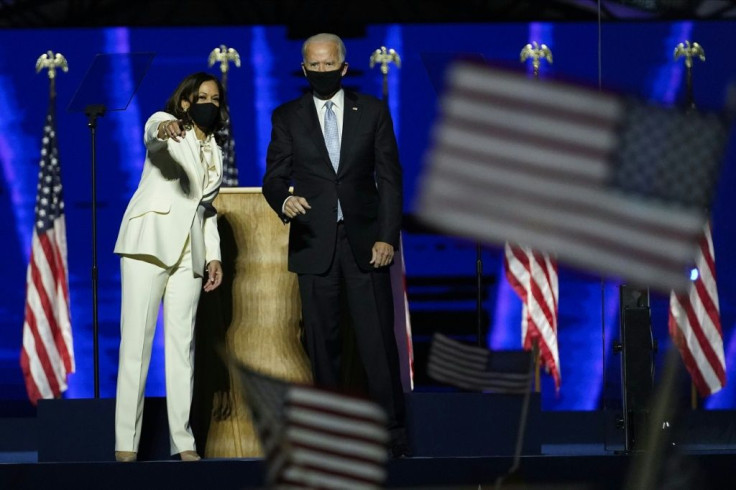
top-left (370, 46), bottom-right (401, 75)
top-left (36, 50), bottom-right (68, 99)
top-left (674, 40), bottom-right (705, 68)
top-left (674, 40), bottom-right (705, 111)
top-left (208, 44), bottom-right (241, 89)
top-left (520, 41), bottom-right (553, 79)
top-left (370, 46), bottom-right (401, 102)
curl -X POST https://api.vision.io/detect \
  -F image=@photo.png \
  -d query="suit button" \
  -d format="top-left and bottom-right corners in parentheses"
top-left (335, 179), bottom-right (340, 186)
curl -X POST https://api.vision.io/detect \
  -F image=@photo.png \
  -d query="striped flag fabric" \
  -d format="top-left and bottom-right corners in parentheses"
top-left (235, 363), bottom-right (389, 489)
top-left (20, 101), bottom-right (75, 405)
top-left (504, 243), bottom-right (560, 389)
top-left (668, 220), bottom-right (726, 396)
top-left (376, 74), bottom-right (414, 392)
top-left (427, 333), bottom-right (533, 394)
top-left (216, 117), bottom-right (239, 186)
top-left (390, 234), bottom-right (414, 391)
top-left (416, 61), bottom-right (729, 293)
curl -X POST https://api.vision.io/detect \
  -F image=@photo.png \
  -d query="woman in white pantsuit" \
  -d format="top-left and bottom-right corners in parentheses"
top-left (113, 72), bottom-right (227, 462)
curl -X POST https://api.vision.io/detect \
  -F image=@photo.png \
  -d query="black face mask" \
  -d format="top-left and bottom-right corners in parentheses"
top-left (188, 102), bottom-right (219, 129)
top-left (305, 66), bottom-right (344, 99)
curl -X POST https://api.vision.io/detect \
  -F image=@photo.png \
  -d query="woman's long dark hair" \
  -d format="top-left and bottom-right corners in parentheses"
top-left (164, 72), bottom-right (229, 136)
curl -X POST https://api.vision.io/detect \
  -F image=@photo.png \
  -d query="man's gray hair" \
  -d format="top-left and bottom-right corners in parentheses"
top-left (302, 33), bottom-right (346, 63)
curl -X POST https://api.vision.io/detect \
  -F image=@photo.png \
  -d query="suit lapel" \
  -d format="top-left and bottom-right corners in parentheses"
top-left (339, 91), bottom-right (361, 175)
top-left (297, 93), bottom-right (334, 172)
top-left (185, 134), bottom-right (206, 196)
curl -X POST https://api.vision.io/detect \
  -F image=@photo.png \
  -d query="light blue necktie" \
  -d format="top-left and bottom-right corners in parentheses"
top-left (324, 100), bottom-right (343, 221)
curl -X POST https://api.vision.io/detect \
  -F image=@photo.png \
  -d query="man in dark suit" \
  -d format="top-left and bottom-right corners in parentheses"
top-left (262, 32), bottom-right (409, 457)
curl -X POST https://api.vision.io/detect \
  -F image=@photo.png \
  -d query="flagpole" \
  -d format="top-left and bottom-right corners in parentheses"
top-left (35, 50), bottom-right (73, 369)
top-left (520, 42), bottom-right (554, 392)
top-left (370, 46), bottom-right (415, 392)
top-left (208, 44), bottom-right (241, 187)
top-left (487, 42), bottom-right (557, 486)
top-left (674, 40), bottom-right (706, 411)
top-left (674, 40), bottom-right (705, 114)
top-left (373, 45), bottom-right (484, 347)
top-left (32, 51), bottom-right (73, 402)
top-left (208, 44), bottom-right (241, 94)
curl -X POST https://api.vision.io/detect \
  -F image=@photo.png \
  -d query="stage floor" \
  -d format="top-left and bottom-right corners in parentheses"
top-left (2, 394), bottom-right (735, 489)
top-left (2, 452), bottom-right (736, 489)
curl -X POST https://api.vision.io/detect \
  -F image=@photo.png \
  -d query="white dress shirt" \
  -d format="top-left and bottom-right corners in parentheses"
top-left (313, 89), bottom-right (345, 145)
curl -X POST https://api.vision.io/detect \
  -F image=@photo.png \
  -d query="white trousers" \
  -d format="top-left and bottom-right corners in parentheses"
top-left (114, 240), bottom-right (202, 455)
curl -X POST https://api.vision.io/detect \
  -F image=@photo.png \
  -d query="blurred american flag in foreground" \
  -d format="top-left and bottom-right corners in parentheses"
top-left (427, 332), bottom-right (533, 394)
top-left (235, 363), bottom-right (389, 489)
top-left (416, 61), bottom-right (730, 293)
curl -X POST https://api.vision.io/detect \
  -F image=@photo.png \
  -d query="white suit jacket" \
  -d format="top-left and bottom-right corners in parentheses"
top-left (114, 111), bottom-right (222, 275)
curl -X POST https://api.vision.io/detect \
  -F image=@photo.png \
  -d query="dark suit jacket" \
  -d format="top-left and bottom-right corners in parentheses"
top-left (263, 90), bottom-right (402, 274)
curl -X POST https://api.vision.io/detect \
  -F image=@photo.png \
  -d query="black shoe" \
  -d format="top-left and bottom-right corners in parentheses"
top-left (390, 441), bottom-right (412, 459)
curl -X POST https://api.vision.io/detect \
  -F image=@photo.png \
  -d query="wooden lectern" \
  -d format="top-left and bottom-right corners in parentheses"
top-left (191, 188), bottom-right (312, 458)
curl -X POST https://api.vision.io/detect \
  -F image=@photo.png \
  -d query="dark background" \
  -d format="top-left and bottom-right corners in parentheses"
top-left (1, 0), bottom-right (735, 412)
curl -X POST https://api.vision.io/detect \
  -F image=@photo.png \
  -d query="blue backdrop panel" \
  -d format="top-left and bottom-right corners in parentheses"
top-left (0, 21), bottom-right (734, 411)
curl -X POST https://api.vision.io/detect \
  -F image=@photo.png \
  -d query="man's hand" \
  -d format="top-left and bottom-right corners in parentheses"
top-left (283, 195), bottom-right (311, 219)
top-left (370, 241), bottom-right (394, 268)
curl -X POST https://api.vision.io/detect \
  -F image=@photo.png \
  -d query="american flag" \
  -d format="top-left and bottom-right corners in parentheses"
top-left (668, 220), bottom-right (726, 396)
top-left (427, 333), bottom-right (533, 394)
top-left (216, 118), bottom-right (239, 187)
top-left (416, 61), bottom-right (729, 293)
top-left (504, 243), bottom-right (560, 389)
top-left (20, 102), bottom-right (75, 405)
top-left (390, 234), bottom-right (414, 390)
top-left (236, 363), bottom-right (389, 489)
